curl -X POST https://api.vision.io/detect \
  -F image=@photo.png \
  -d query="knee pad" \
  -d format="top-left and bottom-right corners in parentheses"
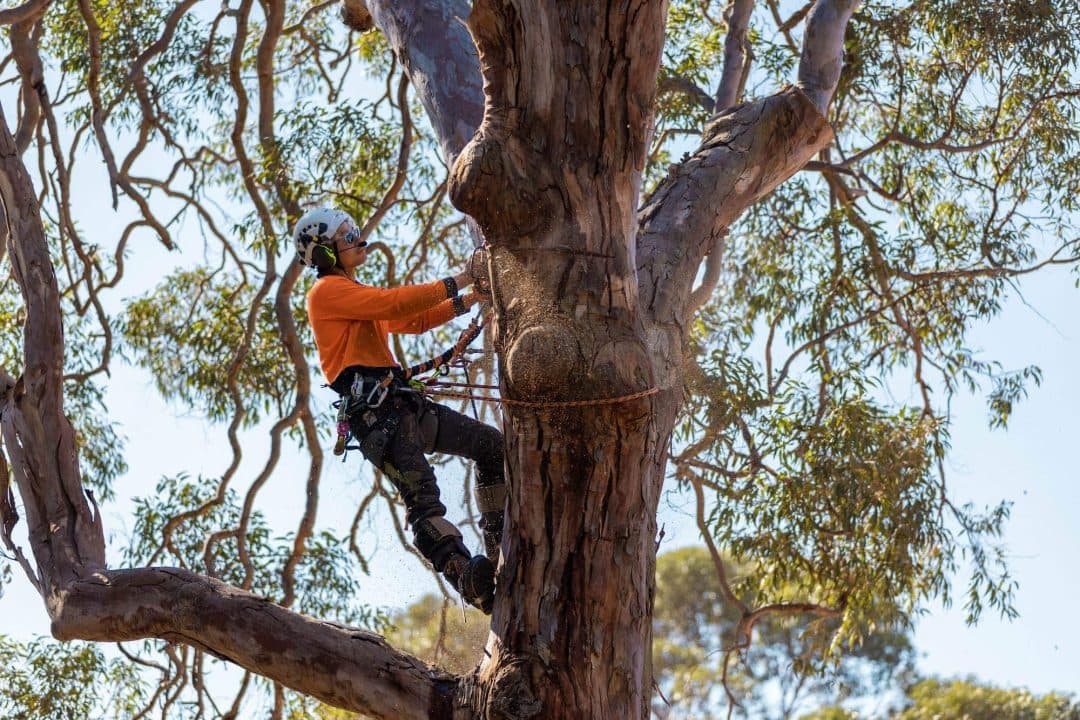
top-left (413, 517), bottom-right (468, 569)
top-left (358, 427), bottom-right (392, 467)
top-left (474, 481), bottom-right (507, 516)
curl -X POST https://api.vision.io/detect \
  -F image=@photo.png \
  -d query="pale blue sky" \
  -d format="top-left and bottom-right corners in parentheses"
top-left (1, 50), bottom-right (1078, 712)
top-left (3, 230), bottom-right (1077, 701)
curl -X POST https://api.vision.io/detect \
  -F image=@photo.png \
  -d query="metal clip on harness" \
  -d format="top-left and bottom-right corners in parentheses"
top-left (333, 371), bottom-right (396, 457)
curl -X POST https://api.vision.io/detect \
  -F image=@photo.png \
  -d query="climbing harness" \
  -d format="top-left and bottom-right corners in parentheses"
top-left (332, 309), bottom-right (489, 457)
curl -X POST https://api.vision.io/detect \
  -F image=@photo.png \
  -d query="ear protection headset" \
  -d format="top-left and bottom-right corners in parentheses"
top-left (293, 207), bottom-right (356, 272)
top-left (305, 231), bottom-right (338, 272)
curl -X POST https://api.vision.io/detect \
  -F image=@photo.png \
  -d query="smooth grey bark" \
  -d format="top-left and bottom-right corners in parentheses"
top-left (363, 0), bottom-right (483, 169)
top-left (715, 0), bottom-right (755, 111)
top-left (797, 0), bottom-right (860, 113)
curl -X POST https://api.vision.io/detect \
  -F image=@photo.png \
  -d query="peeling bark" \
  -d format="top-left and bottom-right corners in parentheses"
top-left (341, 0), bottom-right (374, 32)
top-left (51, 568), bottom-right (455, 719)
top-left (637, 86), bottom-right (834, 384)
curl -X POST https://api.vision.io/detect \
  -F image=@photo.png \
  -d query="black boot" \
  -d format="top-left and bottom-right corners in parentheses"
top-left (443, 554), bottom-right (496, 614)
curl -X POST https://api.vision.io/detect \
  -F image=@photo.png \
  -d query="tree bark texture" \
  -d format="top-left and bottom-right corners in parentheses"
top-left (50, 568), bottom-right (456, 718)
top-left (0, 0), bottom-right (852, 717)
top-left (445, 3), bottom-right (833, 719)
top-left (0, 104), bottom-right (105, 602)
top-left (447, 2), bottom-right (672, 718)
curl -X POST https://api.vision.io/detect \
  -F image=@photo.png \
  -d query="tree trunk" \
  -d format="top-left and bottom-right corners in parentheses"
top-left (446, 3), bottom-right (668, 717)
top-left (444, 3), bottom-right (836, 718)
top-left (0, 0), bottom-right (853, 717)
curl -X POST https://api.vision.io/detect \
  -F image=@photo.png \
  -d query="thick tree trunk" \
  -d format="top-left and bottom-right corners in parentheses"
top-left (447, 3), bottom-right (669, 717)
top-left (1, 1), bottom-right (854, 717)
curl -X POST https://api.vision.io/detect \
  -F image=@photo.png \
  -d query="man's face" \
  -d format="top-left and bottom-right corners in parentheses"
top-left (332, 221), bottom-right (367, 270)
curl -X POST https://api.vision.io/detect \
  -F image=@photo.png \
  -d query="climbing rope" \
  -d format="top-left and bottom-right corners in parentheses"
top-left (399, 307), bottom-right (489, 381)
top-left (416, 378), bottom-right (660, 409)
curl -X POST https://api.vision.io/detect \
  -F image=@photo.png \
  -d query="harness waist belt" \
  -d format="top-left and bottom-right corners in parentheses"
top-left (330, 365), bottom-right (405, 396)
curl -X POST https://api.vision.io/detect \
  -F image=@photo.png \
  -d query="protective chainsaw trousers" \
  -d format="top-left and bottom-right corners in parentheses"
top-left (348, 389), bottom-right (506, 571)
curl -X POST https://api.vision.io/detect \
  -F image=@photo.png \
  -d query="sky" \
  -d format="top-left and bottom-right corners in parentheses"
top-left (1, 31), bottom-right (1079, 718)
top-left (3, 219), bottom-right (1078, 703)
top-left (905, 266), bottom-right (1080, 695)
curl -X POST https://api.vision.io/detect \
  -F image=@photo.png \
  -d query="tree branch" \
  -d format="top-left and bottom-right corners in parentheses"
top-left (686, 230), bottom-right (727, 316)
top-left (638, 86), bottom-right (834, 338)
top-left (715, 0), bottom-right (755, 112)
top-left (10, 18), bottom-right (44, 155)
top-left (658, 74), bottom-right (715, 114)
top-left (51, 567), bottom-right (457, 719)
top-left (364, 0), bottom-right (483, 170)
top-left (0, 104), bottom-right (105, 592)
top-left (0, 0), bottom-right (49, 26)
top-left (796, 0), bottom-right (859, 113)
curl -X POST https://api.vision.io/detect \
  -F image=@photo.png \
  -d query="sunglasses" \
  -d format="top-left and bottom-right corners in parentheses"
top-left (340, 225), bottom-right (366, 248)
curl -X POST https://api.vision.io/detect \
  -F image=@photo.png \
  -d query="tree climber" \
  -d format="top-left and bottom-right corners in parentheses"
top-left (294, 206), bottom-right (505, 613)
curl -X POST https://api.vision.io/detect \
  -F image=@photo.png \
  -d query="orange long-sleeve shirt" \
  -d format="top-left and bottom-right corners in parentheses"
top-left (307, 275), bottom-right (457, 385)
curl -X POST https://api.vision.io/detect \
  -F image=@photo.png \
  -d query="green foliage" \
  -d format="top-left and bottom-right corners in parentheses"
top-left (802, 678), bottom-right (1080, 720)
top-left (1, 0), bottom-right (1077, 715)
top-left (120, 268), bottom-right (309, 428)
top-left (656, 0), bottom-right (1080, 656)
top-left (895, 678), bottom-right (1080, 720)
top-left (367, 548), bottom-right (915, 719)
top-left (275, 99), bottom-right (402, 211)
top-left (799, 709), bottom-right (861, 720)
top-left (0, 635), bottom-right (145, 720)
top-left (653, 547), bottom-right (916, 719)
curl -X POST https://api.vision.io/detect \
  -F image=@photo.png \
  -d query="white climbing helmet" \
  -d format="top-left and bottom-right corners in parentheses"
top-left (293, 206), bottom-right (356, 267)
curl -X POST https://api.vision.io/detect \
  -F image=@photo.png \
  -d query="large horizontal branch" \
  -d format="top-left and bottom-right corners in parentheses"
top-left (51, 568), bottom-right (461, 719)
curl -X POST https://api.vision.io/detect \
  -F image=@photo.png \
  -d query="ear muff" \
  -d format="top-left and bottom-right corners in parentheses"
top-left (310, 242), bottom-right (337, 271)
